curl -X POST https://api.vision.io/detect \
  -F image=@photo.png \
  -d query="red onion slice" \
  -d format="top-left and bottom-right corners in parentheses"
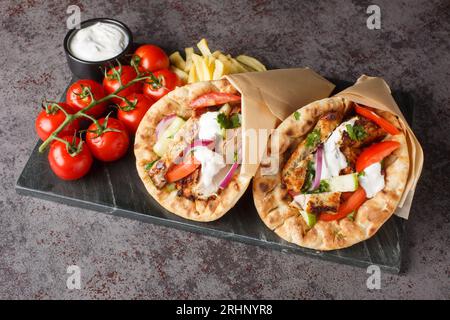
top-left (218, 147), bottom-right (241, 189)
top-left (155, 114), bottom-right (176, 140)
top-left (310, 144), bottom-right (323, 190)
top-left (219, 162), bottom-right (239, 189)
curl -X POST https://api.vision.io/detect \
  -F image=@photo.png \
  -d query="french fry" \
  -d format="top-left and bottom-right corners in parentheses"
top-left (236, 55), bottom-right (267, 72)
top-left (227, 54), bottom-right (249, 73)
top-left (213, 59), bottom-right (225, 80)
top-left (170, 66), bottom-right (188, 84)
top-left (169, 51), bottom-right (186, 71)
top-left (184, 47), bottom-right (194, 73)
top-left (205, 55), bottom-right (216, 78)
top-left (192, 53), bottom-right (212, 81)
top-left (171, 39), bottom-right (267, 84)
top-left (188, 64), bottom-right (197, 83)
top-left (197, 38), bottom-right (212, 57)
top-left (236, 61), bottom-right (255, 72)
top-left (217, 54), bottom-right (235, 73)
top-left (212, 50), bottom-right (221, 58)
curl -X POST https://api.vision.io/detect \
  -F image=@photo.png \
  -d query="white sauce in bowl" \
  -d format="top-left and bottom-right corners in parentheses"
top-left (69, 22), bottom-right (129, 62)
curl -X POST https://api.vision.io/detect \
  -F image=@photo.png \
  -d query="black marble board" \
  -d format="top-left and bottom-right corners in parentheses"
top-left (16, 78), bottom-right (415, 274)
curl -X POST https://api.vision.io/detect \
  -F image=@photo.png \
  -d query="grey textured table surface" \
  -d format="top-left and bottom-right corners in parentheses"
top-left (1, 0), bottom-right (449, 299)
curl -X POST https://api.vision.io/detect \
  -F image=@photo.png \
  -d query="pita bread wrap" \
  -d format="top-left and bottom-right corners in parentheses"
top-left (253, 96), bottom-right (411, 251)
top-left (135, 79), bottom-right (251, 222)
top-left (135, 69), bottom-right (335, 222)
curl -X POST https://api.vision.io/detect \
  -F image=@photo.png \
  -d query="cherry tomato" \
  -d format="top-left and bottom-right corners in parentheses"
top-left (48, 136), bottom-right (93, 180)
top-left (35, 103), bottom-right (79, 141)
top-left (190, 92), bottom-right (241, 109)
top-left (143, 69), bottom-right (180, 101)
top-left (319, 187), bottom-right (367, 221)
top-left (86, 117), bottom-right (130, 162)
top-left (117, 93), bottom-right (154, 135)
top-left (356, 141), bottom-right (401, 172)
top-left (133, 44), bottom-right (169, 72)
top-left (66, 79), bottom-right (107, 118)
top-left (103, 65), bottom-right (142, 104)
top-left (355, 104), bottom-right (401, 135)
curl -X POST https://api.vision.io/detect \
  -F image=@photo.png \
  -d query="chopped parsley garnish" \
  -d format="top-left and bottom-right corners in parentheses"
top-left (317, 180), bottom-right (330, 193)
top-left (307, 180), bottom-right (330, 194)
top-left (306, 129), bottom-right (321, 148)
top-left (165, 183), bottom-right (176, 192)
top-left (301, 160), bottom-right (316, 193)
top-left (347, 211), bottom-right (355, 221)
top-left (144, 160), bottom-right (158, 171)
top-left (230, 113), bottom-right (241, 128)
top-left (294, 111), bottom-right (301, 120)
top-left (217, 113), bottom-right (241, 129)
top-left (346, 124), bottom-right (367, 141)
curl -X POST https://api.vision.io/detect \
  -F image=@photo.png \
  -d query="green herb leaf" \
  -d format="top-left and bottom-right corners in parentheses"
top-left (230, 113), bottom-right (241, 128)
top-left (165, 183), bottom-right (176, 192)
top-left (217, 113), bottom-right (229, 129)
top-left (318, 180), bottom-right (330, 193)
top-left (294, 111), bottom-right (301, 120)
top-left (217, 113), bottom-right (241, 129)
top-left (307, 179), bottom-right (330, 194)
top-left (346, 124), bottom-right (367, 141)
top-left (301, 160), bottom-right (316, 193)
top-left (347, 211), bottom-right (355, 221)
top-left (144, 160), bottom-right (158, 171)
top-left (306, 129), bottom-right (321, 148)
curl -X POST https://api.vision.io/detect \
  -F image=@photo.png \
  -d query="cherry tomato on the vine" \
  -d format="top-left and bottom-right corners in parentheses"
top-left (66, 79), bottom-right (107, 118)
top-left (103, 65), bottom-right (142, 104)
top-left (48, 136), bottom-right (93, 180)
top-left (143, 69), bottom-right (181, 101)
top-left (86, 117), bottom-right (130, 162)
top-left (133, 44), bottom-right (169, 72)
top-left (35, 103), bottom-right (79, 141)
top-left (117, 93), bottom-right (154, 135)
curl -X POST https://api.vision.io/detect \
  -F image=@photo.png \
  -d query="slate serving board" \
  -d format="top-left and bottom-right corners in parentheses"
top-left (16, 77), bottom-right (414, 274)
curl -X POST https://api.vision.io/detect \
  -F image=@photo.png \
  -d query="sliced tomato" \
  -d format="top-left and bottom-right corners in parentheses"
top-left (341, 192), bottom-right (353, 202)
top-left (356, 140), bottom-right (400, 172)
top-left (166, 160), bottom-right (200, 183)
top-left (319, 187), bottom-right (366, 221)
top-left (190, 92), bottom-right (241, 109)
top-left (355, 104), bottom-right (401, 135)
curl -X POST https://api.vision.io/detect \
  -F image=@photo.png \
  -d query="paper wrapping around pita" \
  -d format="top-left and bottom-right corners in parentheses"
top-left (335, 75), bottom-right (424, 219)
top-left (225, 68), bottom-right (335, 177)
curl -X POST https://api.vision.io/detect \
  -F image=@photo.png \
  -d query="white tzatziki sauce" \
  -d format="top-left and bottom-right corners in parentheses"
top-left (69, 22), bottom-right (129, 62)
top-left (320, 117), bottom-right (357, 179)
top-left (193, 146), bottom-right (225, 197)
top-left (358, 162), bottom-right (385, 198)
top-left (198, 111), bottom-right (222, 141)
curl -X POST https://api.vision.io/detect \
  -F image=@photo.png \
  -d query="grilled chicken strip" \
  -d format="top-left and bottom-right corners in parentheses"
top-left (340, 116), bottom-right (387, 173)
top-left (282, 111), bottom-right (344, 193)
top-left (175, 168), bottom-right (200, 200)
top-left (292, 192), bottom-right (342, 215)
top-left (147, 159), bottom-right (168, 189)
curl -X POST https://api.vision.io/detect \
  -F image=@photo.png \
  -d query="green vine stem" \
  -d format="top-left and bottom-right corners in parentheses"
top-left (38, 74), bottom-right (153, 153)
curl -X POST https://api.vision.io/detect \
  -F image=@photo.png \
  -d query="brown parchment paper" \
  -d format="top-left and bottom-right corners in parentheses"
top-left (226, 68), bottom-right (335, 177)
top-left (335, 75), bottom-right (423, 219)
